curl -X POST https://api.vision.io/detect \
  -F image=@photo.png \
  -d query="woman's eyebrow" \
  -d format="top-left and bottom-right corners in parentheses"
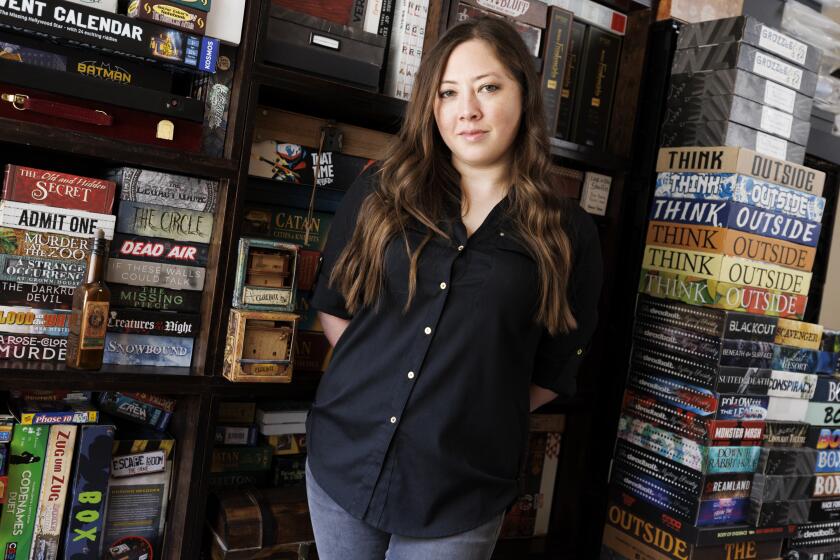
top-left (440, 72), bottom-right (500, 85)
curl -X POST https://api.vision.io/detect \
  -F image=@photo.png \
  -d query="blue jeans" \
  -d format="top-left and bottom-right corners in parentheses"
top-left (305, 461), bottom-right (505, 560)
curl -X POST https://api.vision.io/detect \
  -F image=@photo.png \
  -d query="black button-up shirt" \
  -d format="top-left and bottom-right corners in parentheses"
top-left (307, 168), bottom-right (602, 537)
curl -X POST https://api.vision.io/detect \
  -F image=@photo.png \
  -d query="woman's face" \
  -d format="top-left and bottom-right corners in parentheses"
top-left (433, 39), bottom-right (523, 172)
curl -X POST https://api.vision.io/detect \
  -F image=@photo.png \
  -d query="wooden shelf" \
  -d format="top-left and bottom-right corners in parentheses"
top-left (244, 175), bottom-right (346, 213)
top-left (207, 370), bottom-right (322, 398)
top-left (549, 138), bottom-right (630, 173)
top-left (0, 363), bottom-right (205, 394)
top-left (0, 117), bottom-right (237, 179)
top-left (252, 63), bottom-right (406, 133)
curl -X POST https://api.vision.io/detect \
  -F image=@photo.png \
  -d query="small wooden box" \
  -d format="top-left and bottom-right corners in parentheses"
top-left (233, 238), bottom-right (299, 312)
top-left (223, 309), bottom-right (298, 383)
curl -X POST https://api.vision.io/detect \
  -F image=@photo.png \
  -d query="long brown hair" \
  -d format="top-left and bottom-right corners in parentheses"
top-left (330, 17), bottom-right (577, 335)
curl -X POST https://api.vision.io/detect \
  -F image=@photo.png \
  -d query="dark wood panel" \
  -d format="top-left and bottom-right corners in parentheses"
top-left (0, 117), bottom-right (236, 179)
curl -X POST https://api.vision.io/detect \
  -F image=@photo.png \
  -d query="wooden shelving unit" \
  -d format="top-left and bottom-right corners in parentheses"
top-left (0, 0), bottom-right (665, 558)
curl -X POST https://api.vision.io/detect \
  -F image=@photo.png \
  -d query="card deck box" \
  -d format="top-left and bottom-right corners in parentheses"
top-left (664, 94), bottom-right (812, 146)
top-left (0, 83), bottom-right (204, 152)
top-left (223, 309), bottom-right (298, 383)
top-left (233, 238), bottom-right (299, 312)
top-left (676, 15), bottom-right (821, 73)
top-left (263, 4), bottom-right (387, 92)
top-left (659, 119), bottom-right (806, 166)
top-left (668, 69), bottom-right (813, 121)
top-left (671, 42), bottom-right (818, 97)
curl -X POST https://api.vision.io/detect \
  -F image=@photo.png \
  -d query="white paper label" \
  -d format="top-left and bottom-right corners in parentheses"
top-left (580, 172), bottom-right (611, 216)
top-left (753, 51), bottom-right (803, 90)
top-left (311, 34), bottom-right (340, 50)
top-left (111, 450), bottom-right (166, 478)
top-left (763, 80), bottom-right (796, 114)
top-left (760, 106), bottom-right (794, 139)
top-left (758, 25), bottom-right (808, 66)
top-left (755, 132), bottom-right (789, 160)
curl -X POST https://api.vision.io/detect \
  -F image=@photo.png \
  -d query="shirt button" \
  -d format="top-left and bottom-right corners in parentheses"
top-left (407, 371), bottom-right (415, 379)
top-left (424, 327), bottom-right (432, 335)
top-left (576, 348), bottom-right (583, 355)
top-left (499, 232), bottom-right (505, 237)
top-left (457, 245), bottom-right (464, 251)
top-left (440, 282), bottom-right (447, 290)
top-left (390, 416), bottom-right (397, 424)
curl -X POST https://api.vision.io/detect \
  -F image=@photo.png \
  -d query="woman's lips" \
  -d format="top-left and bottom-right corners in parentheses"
top-left (459, 130), bottom-right (488, 141)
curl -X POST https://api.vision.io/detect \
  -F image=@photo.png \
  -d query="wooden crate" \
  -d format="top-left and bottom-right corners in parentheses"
top-left (223, 309), bottom-right (298, 383)
top-left (233, 238), bottom-right (299, 312)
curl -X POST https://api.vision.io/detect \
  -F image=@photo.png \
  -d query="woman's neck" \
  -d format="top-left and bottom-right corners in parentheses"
top-left (455, 159), bottom-right (512, 207)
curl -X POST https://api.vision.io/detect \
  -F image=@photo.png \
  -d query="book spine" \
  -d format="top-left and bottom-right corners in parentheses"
top-left (30, 425), bottom-right (77, 560)
top-left (115, 201), bottom-right (213, 244)
top-left (383, 0), bottom-right (429, 100)
top-left (61, 425), bottom-right (115, 559)
top-left (0, 425), bottom-right (50, 559)
top-left (0, 201), bottom-right (115, 240)
top-left (377, 0), bottom-right (395, 37)
top-left (3, 165), bottom-right (115, 214)
top-left (540, 8), bottom-right (573, 135)
top-left (104, 259), bottom-right (205, 291)
top-left (556, 21), bottom-right (586, 139)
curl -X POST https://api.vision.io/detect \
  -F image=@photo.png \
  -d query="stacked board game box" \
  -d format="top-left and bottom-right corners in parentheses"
top-left (104, 167), bottom-right (217, 367)
top-left (0, 164), bottom-right (116, 363)
top-left (665, 15), bottom-right (821, 165)
top-left (602, 15), bottom-right (840, 560)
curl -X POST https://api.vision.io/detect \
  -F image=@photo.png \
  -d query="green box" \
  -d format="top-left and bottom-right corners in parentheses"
top-left (0, 425), bottom-right (50, 558)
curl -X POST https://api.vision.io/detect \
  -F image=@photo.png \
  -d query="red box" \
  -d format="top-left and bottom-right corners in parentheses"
top-left (3, 165), bottom-right (116, 214)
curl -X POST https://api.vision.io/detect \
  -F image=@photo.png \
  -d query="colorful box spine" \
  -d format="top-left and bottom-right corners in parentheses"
top-left (654, 172), bottom-right (825, 222)
top-left (0, 255), bottom-right (86, 289)
top-left (0, 228), bottom-right (93, 263)
top-left (775, 317), bottom-right (823, 350)
top-left (210, 445), bottom-right (272, 473)
top-left (0, 307), bottom-right (71, 337)
top-left (108, 167), bottom-right (218, 213)
top-left (109, 234), bottom-right (209, 268)
top-left (0, 334), bottom-right (67, 362)
top-left (115, 201), bottom-right (213, 244)
top-left (0, 425), bottom-right (49, 559)
top-left (0, 282), bottom-right (74, 311)
top-left (30, 425), bottom-right (77, 560)
top-left (656, 146), bottom-right (825, 196)
top-left (16, 401), bottom-right (98, 425)
top-left (2, 165), bottom-right (115, 213)
top-left (648, 198), bottom-right (821, 247)
top-left (97, 393), bottom-right (172, 431)
top-left (102, 332), bottom-right (194, 368)
top-left (639, 269), bottom-right (807, 320)
top-left (127, 0), bottom-right (207, 34)
top-left (110, 284), bottom-right (202, 312)
top-left (106, 308), bottom-right (199, 337)
top-left (0, 201), bottom-right (115, 240)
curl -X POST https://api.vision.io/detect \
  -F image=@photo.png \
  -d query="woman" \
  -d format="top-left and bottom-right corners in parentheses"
top-left (305, 17), bottom-right (603, 560)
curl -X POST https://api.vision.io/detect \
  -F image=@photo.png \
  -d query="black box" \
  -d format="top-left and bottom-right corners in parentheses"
top-left (668, 69), bottom-right (813, 121)
top-left (664, 94), bottom-right (812, 145)
top-left (748, 498), bottom-right (810, 526)
top-left (540, 7), bottom-right (573, 134)
top-left (659, 119), bottom-right (806, 165)
top-left (676, 15), bottom-right (821, 73)
top-left (263, 5), bottom-right (387, 91)
top-left (570, 25), bottom-right (621, 149)
top-left (750, 473), bottom-right (814, 501)
top-left (671, 42), bottom-right (818, 97)
top-left (556, 20), bottom-right (586, 139)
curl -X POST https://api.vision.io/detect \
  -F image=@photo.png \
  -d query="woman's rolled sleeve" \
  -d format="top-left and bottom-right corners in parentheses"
top-left (531, 207), bottom-right (603, 396)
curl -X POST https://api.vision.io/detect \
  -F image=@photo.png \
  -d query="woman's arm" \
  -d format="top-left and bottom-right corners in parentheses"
top-left (529, 384), bottom-right (558, 412)
top-left (319, 311), bottom-right (351, 347)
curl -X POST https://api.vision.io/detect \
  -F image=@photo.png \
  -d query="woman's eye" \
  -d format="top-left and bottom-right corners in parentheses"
top-left (439, 90), bottom-right (455, 98)
top-left (480, 84), bottom-right (499, 93)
